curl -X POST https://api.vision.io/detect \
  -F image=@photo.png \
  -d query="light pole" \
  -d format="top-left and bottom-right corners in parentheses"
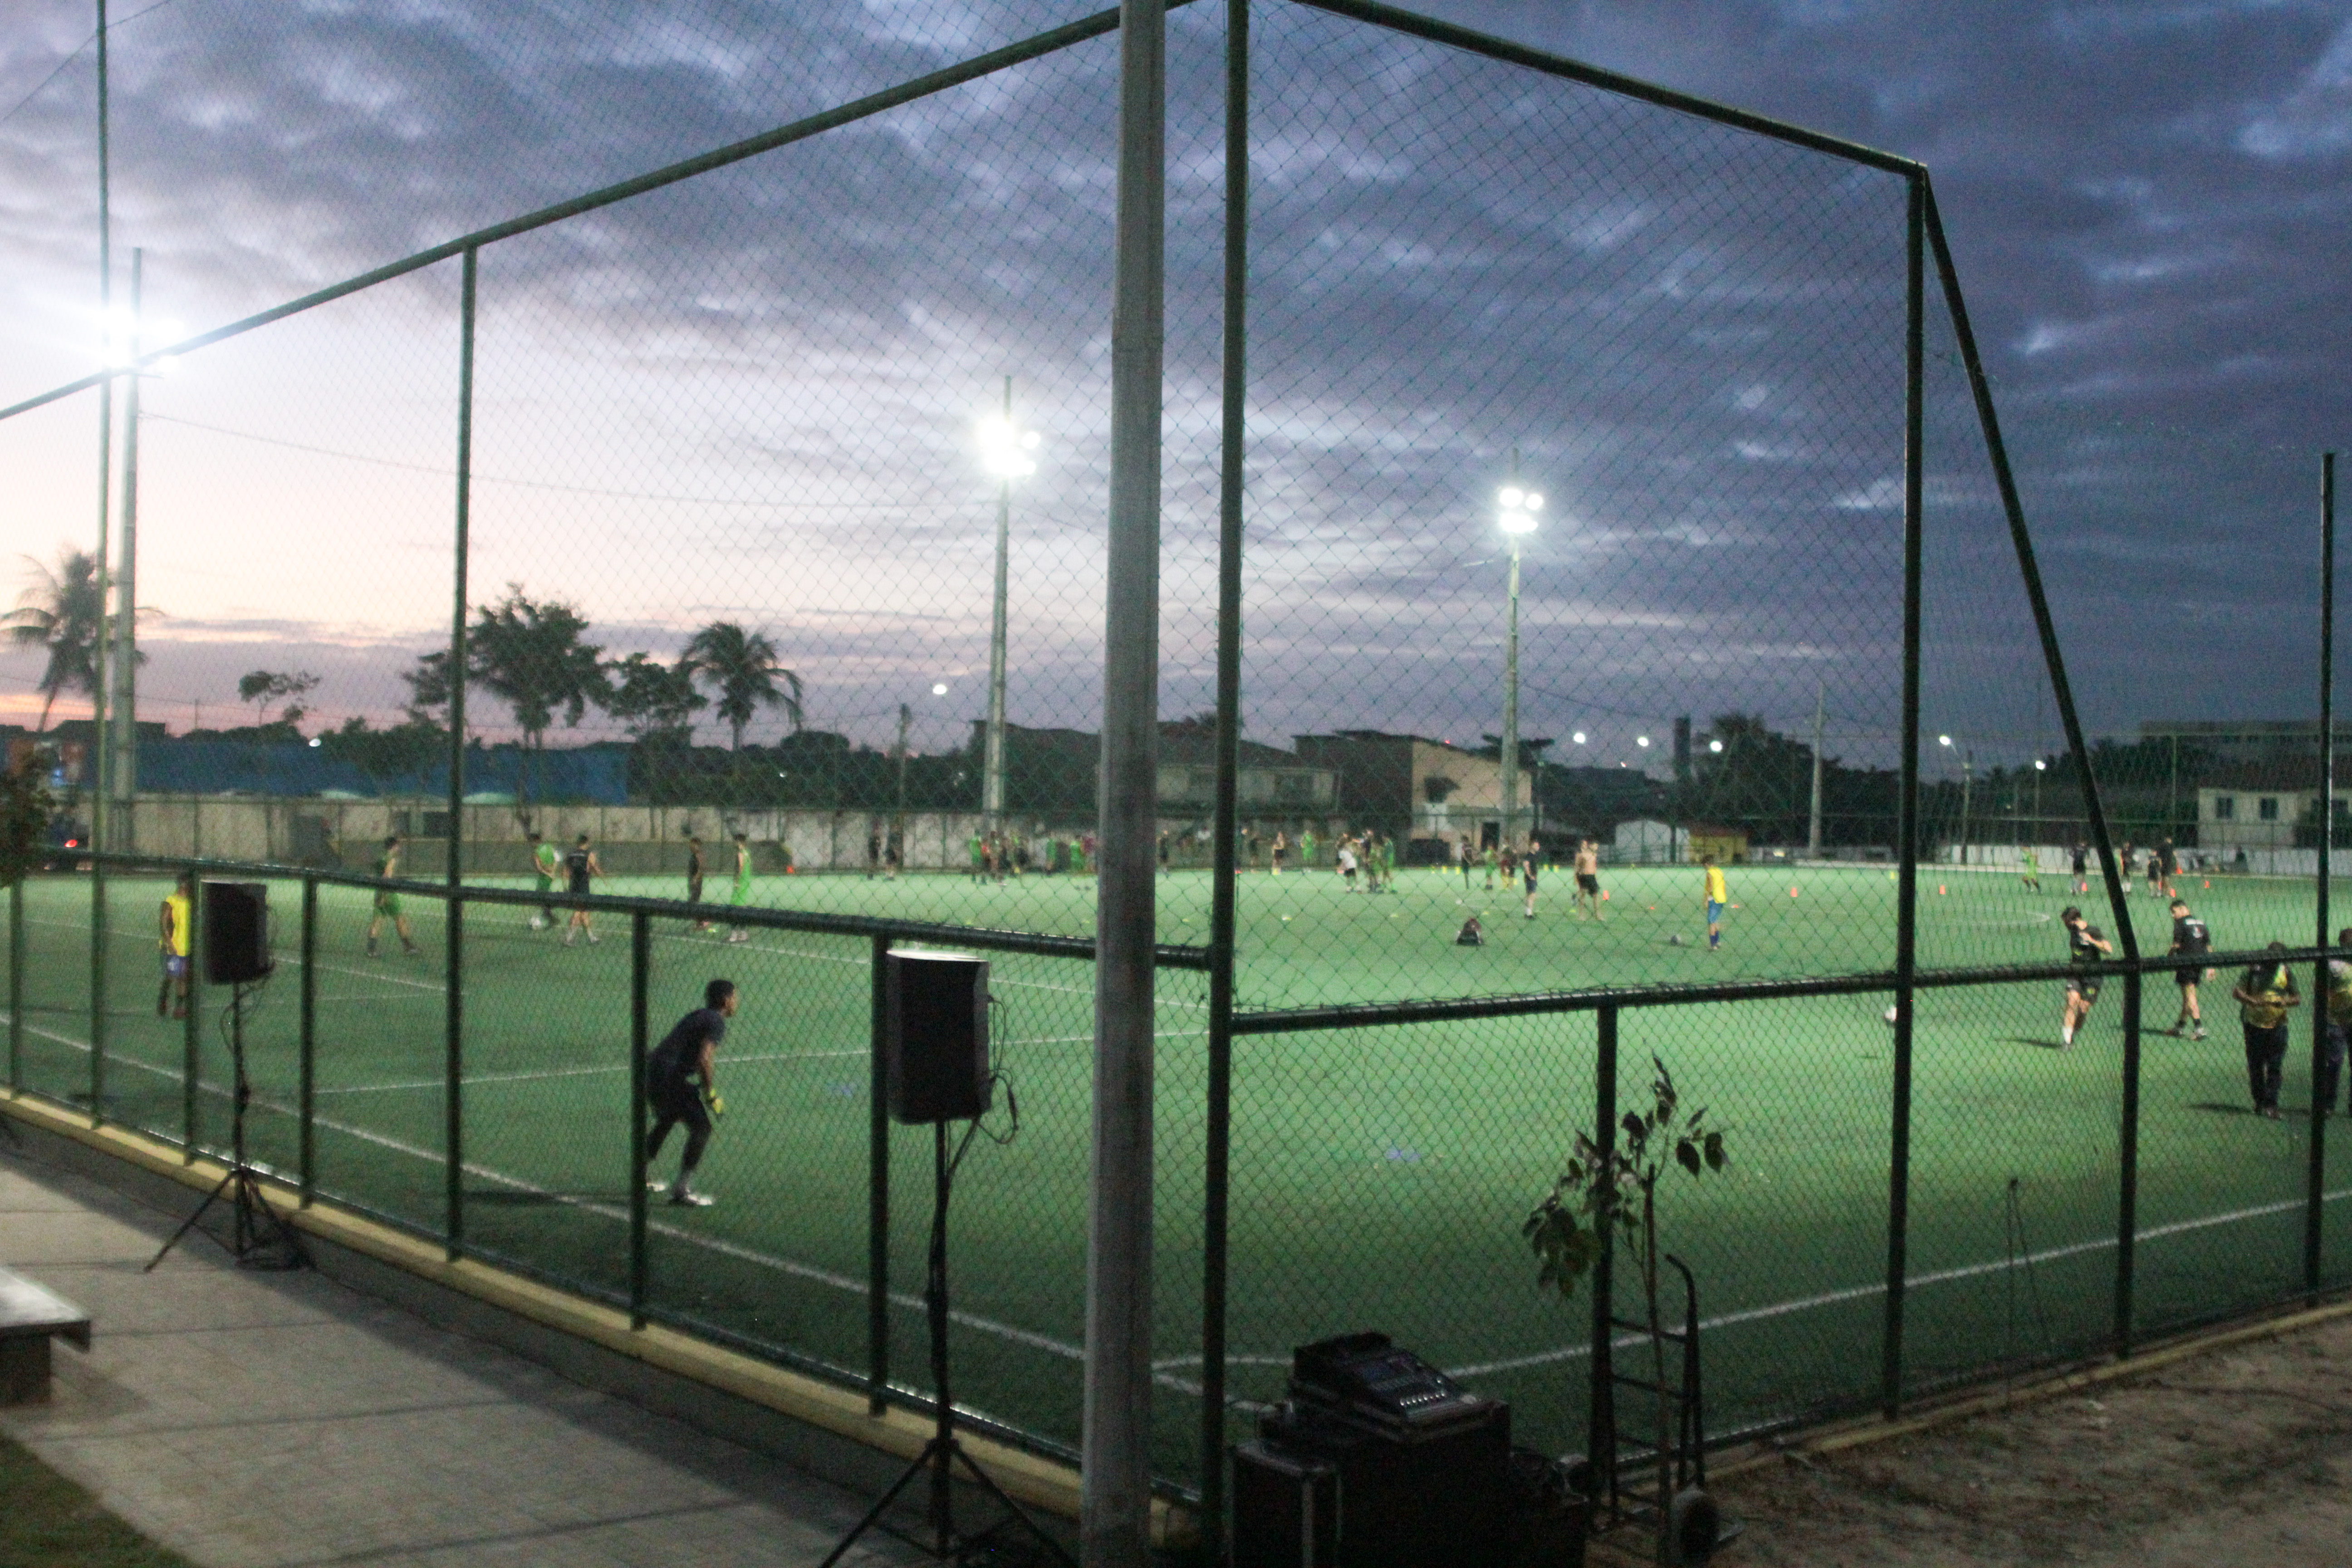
top-left (1498, 463), bottom-right (1541, 853)
top-left (977, 380), bottom-right (1039, 828)
top-left (1938, 734), bottom-right (1973, 865)
top-left (2033, 759), bottom-right (2046, 847)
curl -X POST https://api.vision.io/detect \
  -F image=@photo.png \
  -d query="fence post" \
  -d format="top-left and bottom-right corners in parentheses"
top-left (868, 930), bottom-right (891, 1413)
top-left (1921, 183), bottom-right (2143, 1352)
top-left (299, 875), bottom-right (317, 1206)
top-left (1588, 1004), bottom-right (1619, 1509)
top-left (631, 910), bottom-right (650, 1328)
top-left (9, 877), bottom-right (22, 1093)
top-left (2310, 451), bottom-right (2337, 1295)
top-left (1198, 0), bottom-right (1250, 1540)
top-left (181, 868), bottom-right (199, 1158)
top-left (89, 860), bottom-right (107, 1128)
top-left (1881, 172), bottom-right (1925, 1421)
top-left (444, 889), bottom-right (463, 1262)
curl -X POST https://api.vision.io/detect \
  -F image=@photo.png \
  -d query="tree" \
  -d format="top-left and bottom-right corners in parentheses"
top-left (603, 652), bottom-right (707, 741)
top-left (402, 649), bottom-right (454, 725)
top-left (684, 622), bottom-right (801, 750)
top-left (237, 669), bottom-right (319, 729)
top-left (319, 715), bottom-right (446, 790)
top-left (1526, 1057), bottom-right (1728, 1561)
top-left (466, 587), bottom-right (608, 752)
top-left (5, 550), bottom-right (103, 732)
top-left (0, 757), bottom-right (50, 887)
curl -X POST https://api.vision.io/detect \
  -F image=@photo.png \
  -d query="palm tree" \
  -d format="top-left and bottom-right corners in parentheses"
top-left (684, 622), bottom-right (801, 750)
top-left (5, 550), bottom-right (103, 732)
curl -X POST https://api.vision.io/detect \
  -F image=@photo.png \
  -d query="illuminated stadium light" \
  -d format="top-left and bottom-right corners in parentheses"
top-left (978, 414), bottom-right (1040, 479)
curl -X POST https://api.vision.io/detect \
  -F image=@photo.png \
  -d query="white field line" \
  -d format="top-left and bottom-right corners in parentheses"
top-left (315, 1049), bottom-right (866, 1096)
top-left (4, 1011), bottom-right (1088, 1370)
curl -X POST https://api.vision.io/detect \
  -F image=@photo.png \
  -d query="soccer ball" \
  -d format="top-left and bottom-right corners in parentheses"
top-left (1884, 1005), bottom-right (1900, 1025)
top-left (1668, 934), bottom-right (1685, 946)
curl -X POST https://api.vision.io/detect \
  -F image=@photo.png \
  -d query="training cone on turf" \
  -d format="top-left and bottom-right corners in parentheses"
top-left (1789, 887), bottom-right (1798, 897)
top-left (1938, 885), bottom-right (1946, 895)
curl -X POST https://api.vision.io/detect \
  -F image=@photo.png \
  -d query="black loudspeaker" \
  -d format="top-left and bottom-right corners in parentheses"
top-left (1232, 1442), bottom-right (1339, 1568)
top-left (202, 881), bottom-right (273, 984)
top-left (884, 949), bottom-right (991, 1124)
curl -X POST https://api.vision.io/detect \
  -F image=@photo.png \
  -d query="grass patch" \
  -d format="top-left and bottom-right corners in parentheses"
top-left (0, 1434), bottom-right (197, 1568)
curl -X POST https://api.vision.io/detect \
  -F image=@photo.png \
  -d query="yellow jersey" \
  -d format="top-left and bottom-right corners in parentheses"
top-left (1705, 866), bottom-right (1728, 904)
top-left (163, 892), bottom-right (192, 957)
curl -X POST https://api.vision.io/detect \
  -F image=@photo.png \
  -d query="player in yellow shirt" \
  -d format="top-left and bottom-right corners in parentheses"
top-left (157, 872), bottom-right (194, 1019)
top-left (1701, 855), bottom-right (1729, 951)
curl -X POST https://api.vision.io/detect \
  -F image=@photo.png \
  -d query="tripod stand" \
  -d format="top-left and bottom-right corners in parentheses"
top-left (147, 980), bottom-right (308, 1273)
top-left (819, 1118), bottom-right (1072, 1568)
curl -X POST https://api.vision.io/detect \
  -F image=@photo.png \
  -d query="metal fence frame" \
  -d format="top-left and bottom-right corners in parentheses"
top-left (5, 0), bottom-right (2345, 1551)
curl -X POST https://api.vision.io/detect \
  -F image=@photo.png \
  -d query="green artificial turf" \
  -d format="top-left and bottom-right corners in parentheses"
top-left (8, 861), bottom-right (2351, 1485)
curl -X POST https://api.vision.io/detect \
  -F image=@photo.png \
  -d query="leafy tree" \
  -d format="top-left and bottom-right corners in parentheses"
top-left (1526, 1057), bottom-right (1728, 1557)
top-left (466, 587), bottom-right (608, 752)
top-left (5, 550), bottom-right (103, 732)
top-left (0, 758), bottom-right (50, 887)
top-left (603, 652), bottom-right (707, 741)
top-left (684, 622), bottom-right (801, 750)
top-left (319, 715), bottom-right (446, 789)
top-left (237, 669), bottom-right (319, 729)
top-left (402, 649), bottom-right (454, 725)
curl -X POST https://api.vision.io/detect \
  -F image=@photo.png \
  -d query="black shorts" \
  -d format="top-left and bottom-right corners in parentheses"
top-left (2068, 973), bottom-right (2103, 1005)
top-left (2176, 965), bottom-right (2205, 988)
top-left (1576, 872), bottom-right (1600, 894)
top-left (650, 1076), bottom-right (710, 1131)
top-left (1523, 871), bottom-right (1539, 890)
top-left (686, 878), bottom-right (704, 903)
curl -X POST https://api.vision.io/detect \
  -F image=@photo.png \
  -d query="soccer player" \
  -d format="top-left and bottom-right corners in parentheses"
top-left (1572, 839), bottom-right (1603, 919)
top-left (1498, 841), bottom-right (1518, 892)
top-left (366, 835), bottom-right (421, 958)
top-left (725, 831), bottom-right (754, 944)
top-left (561, 833), bottom-right (603, 946)
top-left (1701, 854), bottom-right (1729, 951)
top-left (686, 835), bottom-right (715, 933)
top-left (528, 829), bottom-right (560, 930)
top-left (157, 872), bottom-right (193, 1019)
top-left (2232, 943), bottom-right (2301, 1120)
top-left (1457, 833), bottom-right (1474, 889)
top-left (1271, 831), bottom-right (1288, 875)
top-left (2143, 844), bottom-right (2163, 898)
top-left (2117, 841), bottom-right (2135, 896)
top-left (2323, 926), bottom-right (2352, 1116)
top-left (645, 978), bottom-right (737, 1208)
top-left (2058, 905), bottom-right (2111, 1048)
top-left (2156, 837), bottom-right (2179, 900)
top-left (1300, 827), bottom-right (1318, 868)
top-left (1337, 837), bottom-right (1358, 891)
top-left (2020, 846), bottom-right (2043, 892)
top-left (1522, 837), bottom-right (1541, 918)
top-left (2166, 897), bottom-right (2211, 1039)
top-left (1484, 839), bottom-right (1498, 891)
top-left (969, 830), bottom-right (985, 885)
top-left (2071, 841), bottom-right (2090, 895)
top-left (867, 827), bottom-right (882, 880)
top-left (1158, 831), bottom-right (1171, 874)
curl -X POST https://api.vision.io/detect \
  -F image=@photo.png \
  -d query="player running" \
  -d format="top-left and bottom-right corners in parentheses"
top-left (2156, 838), bottom-right (2179, 900)
top-left (2232, 943), bottom-right (2300, 1120)
top-left (1574, 839), bottom-right (1603, 920)
top-left (157, 872), bottom-right (193, 1019)
top-left (366, 835), bottom-right (421, 959)
top-left (2166, 897), bottom-right (2211, 1039)
top-left (2059, 905), bottom-right (2111, 1048)
top-left (644, 978), bottom-right (737, 1208)
top-left (725, 830), bottom-right (754, 944)
top-left (2020, 846), bottom-right (2043, 892)
top-left (1522, 837), bottom-right (1541, 918)
top-left (561, 833), bottom-right (603, 946)
top-left (528, 829), bottom-right (561, 930)
top-left (1701, 855), bottom-right (1729, 951)
top-left (2071, 841), bottom-right (2090, 895)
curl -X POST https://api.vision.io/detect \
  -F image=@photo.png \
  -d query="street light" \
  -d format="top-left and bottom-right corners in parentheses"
top-left (977, 379), bottom-right (1040, 828)
top-left (1498, 463), bottom-right (1541, 853)
top-left (1938, 734), bottom-right (1974, 865)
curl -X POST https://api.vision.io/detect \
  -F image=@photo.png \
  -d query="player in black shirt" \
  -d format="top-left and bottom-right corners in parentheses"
top-left (2060, 905), bottom-right (2112, 1049)
top-left (561, 833), bottom-right (603, 947)
top-left (2166, 897), bottom-right (2212, 1039)
top-left (685, 834), bottom-right (714, 933)
top-left (646, 979), bottom-right (737, 1206)
top-left (2070, 842), bottom-right (2089, 895)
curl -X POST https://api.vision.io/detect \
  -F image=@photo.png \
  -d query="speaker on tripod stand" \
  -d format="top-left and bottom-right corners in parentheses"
top-left (819, 950), bottom-right (1070, 1568)
top-left (147, 882), bottom-right (307, 1273)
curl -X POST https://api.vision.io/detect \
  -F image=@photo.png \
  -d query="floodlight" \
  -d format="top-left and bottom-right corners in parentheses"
top-left (2034, 760), bottom-right (2047, 771)
top-left (1572, 731), bottom-right (1586, 745)
top-left (979, 413), bottom-right (1039, 479)
top-left (932, 683), bottom-right (949, 696)
top-left (1938, 734), bottom-right (1952, 746)
top-left (1709, 739), bottom-right (1724, 753)
top-left (1637, 735), bottom-right (1651, 748)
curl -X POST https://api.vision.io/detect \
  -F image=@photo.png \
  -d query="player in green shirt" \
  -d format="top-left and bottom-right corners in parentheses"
top-left (2019, 846), bottom-right (2042, 892)
top-left (528, 829), bottom-right (560, 930)
top-left (366, 835), bottom-right (421, 958)
top-left (725, 831), bottom-right (755, 945)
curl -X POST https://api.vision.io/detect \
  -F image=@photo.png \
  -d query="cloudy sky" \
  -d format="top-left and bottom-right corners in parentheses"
top-left (2, 0), bottom-right (2347, 776)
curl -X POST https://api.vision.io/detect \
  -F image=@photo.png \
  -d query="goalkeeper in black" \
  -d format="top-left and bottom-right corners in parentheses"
top-left (646, 979), bottom-right (737, 1208)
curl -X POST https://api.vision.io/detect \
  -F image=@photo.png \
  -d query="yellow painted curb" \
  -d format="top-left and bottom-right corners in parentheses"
top-left (2, 1088), bottom-right (1191, 1548)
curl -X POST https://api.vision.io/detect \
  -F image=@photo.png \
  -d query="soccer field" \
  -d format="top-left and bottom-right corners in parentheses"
top-left (10, 861), bottom-right (2352, 1484)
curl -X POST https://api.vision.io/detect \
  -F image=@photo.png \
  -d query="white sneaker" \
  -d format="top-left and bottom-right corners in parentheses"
top-left (529, 916), bottom-right (547, 931)
top-left (586, 932), bottom-right (599, 945)
top-left (667, 1189), bottom-right (714, 1208)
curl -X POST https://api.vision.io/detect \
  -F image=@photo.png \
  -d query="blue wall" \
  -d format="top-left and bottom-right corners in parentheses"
top-left (132, 741), bottom-right (629, 804)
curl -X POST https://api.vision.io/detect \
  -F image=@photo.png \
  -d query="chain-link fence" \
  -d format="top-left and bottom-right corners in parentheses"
top-left (5, 0), bottom-right (2350, 1545)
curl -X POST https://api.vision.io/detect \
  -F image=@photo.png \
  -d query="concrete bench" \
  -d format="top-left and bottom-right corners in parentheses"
top-left (0, 1266), bottom-right (92, 1406)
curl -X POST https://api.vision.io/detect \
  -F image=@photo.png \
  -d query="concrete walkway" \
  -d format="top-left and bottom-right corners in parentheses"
top-left (0, 1145), bottom-right (919, 1568)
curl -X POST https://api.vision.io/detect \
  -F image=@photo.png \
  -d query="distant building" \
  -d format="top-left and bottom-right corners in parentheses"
top-left (2197, 764), bottom-right (2320, 850)
top-left (975, 721), bottom-right (1337, 820)
top-left (2138, 720), bottom-right (2352, 767)
top-left (1292, 730), bottom-right (1532, 848)
top-left (1614, 819), bottom-right (1686, 863)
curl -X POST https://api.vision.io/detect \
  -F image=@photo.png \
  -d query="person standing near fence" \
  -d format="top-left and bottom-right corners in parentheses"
top-left (2322, 927), bottom-right (2352, 1116)
top-left (686, 834), bottom-right (714, 933)
top-left (1574, 838), bottom-right (1603, 919)
top-left (561, 833), bottom-right (603, 947)
top-left (2233, 944), bottom-right (2301, 1120)
top-left (725, 830), bottom-right (754, 944)
top-left (1522, 838), bottom-right (1540, 919)
top-left (157, 872), bottom-right (193, 1020)
top-left (646, 978), bottom-right (736, 1208)
top-left (529, 830), bottom-right (561, 931)
top-left (367, 835), bottom-right (421, 959)
top-left (2167, 898), bottom-right (2211, 1039)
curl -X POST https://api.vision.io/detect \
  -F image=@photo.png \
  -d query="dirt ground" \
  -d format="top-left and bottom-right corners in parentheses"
top-left (1645, 1307), bottom-right (2352, 1567)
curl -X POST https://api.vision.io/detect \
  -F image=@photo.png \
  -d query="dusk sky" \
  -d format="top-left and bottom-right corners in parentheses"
top-left (3, 0), bottom-right (2348, 779)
